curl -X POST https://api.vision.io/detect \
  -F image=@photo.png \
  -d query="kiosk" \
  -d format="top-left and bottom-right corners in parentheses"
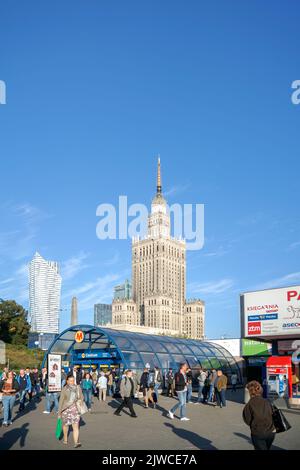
top-left (266, 356), bottom-right (292, 399)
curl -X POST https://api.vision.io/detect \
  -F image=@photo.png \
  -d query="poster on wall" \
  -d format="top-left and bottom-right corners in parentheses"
top-left (48, 354), bottom-right (62, 392)
top-left (241, 285), bottom-right (300, 339)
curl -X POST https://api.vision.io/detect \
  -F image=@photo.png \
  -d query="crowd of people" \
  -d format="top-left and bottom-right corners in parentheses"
top-left (0, 362), bottom-right (280, 450)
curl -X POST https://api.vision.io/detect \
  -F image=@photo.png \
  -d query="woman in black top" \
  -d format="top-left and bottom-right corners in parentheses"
top-left (243, 380), bottom-right (276, 450)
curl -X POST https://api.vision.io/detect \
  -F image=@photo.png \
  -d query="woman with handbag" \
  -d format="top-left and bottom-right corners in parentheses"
top-left (58, 374), bottom-right (86, 448)
top-left (243, 381), bottom-right (276, 450)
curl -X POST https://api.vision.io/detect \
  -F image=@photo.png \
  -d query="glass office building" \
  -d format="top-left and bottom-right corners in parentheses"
top-left (44, 325), bottom-right (242, 383)
top-left (114, 280), bottom-right (132, 300)
top-left (94, 304), bottom-right (112, 326)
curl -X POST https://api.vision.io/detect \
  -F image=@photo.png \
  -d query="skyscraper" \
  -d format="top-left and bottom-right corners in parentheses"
top-left (29, 252), bottom-right (62, 334)
top-left (94, 303), bottom-right (112, 327)
top-left (132, 157), bottom-right (186, 331)
top-left (111, 158), bottom-right (205, 340)
top-left (71, 296), bottom-right (78, 326)
top-left (114, 279), bottom-right (132, 300)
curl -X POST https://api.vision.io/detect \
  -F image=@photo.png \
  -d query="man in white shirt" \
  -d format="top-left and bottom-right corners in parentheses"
top-left (97, 372), bottom-right (108, 402)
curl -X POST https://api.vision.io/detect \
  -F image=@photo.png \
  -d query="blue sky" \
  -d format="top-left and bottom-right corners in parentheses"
top-left (0, 0), bottom-right (299, 338)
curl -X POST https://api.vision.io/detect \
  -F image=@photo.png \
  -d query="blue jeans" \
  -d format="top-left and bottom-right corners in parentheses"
top-left (216, 389), bottom-right (226, 407)
top-left (46, 393), bottom-right (59, 413)
top-left (83, 389), bottom-right (92, 409)
top-left (208, 384), bottom-right (215, 402)
top-left (170, 390), bottom-right (187, 419)
top-left (2, 395), bottom-right (16, 424)
top-left (19, 390), bottom-right (27, 410)
top-left (187, 384), bottom-right (193, 402)
top-left (197, 384), bottom-right (204, 402)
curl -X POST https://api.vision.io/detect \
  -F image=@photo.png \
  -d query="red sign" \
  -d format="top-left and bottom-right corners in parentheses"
top-left (248, 322), bottom-right (261, 335)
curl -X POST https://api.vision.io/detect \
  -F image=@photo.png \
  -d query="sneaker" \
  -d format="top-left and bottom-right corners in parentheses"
top-left (2, 422), bottom-right (8, 427)
top-left (43, 411), bottom-right (50, 414)
top-left (168, 411), bottom-right (174, 420)
top-left (180, 417), bottom-right (190, 422)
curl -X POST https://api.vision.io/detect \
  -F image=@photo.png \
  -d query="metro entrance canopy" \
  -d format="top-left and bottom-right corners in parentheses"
top-left (43, 325), bottom-right (242, 379)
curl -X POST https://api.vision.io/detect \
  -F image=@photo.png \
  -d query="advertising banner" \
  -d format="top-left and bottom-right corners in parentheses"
top-left (48, 354), bottom-right (62, 392)
top-left (242, 339), bottom-right (272, 356)
top-left (242, 286), bottom-right (300, 339)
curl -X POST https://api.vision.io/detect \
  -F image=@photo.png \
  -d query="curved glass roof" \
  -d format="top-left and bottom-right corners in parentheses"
top-left (45, 325), bottom-right (241, 379)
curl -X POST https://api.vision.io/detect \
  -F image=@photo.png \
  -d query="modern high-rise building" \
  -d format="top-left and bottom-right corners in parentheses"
top-left (114, 279), bottom-right (132, 300)
top-left (111, 158), bottom-right (205, 340)
top-left (94, 303), bottom-right (112, 327)
top-left (29, 252), bottom-right (62, 334)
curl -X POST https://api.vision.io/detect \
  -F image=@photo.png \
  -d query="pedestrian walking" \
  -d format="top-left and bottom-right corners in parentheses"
top-left (208, 369), bottom-right (217, 403)
top-left (81, 373), bottom-right (93, 411)
top-left (114, 370), bottom-right (137, 418)
top-left (58, 375), bottom-right (84, 448)
top-left (243, 381), bottom-right (276, 450)
top-left (25, 368), bottom-right (33, 401)
top-left (72, 367), bottom-right (82, 386)
top-left (153, 367), bottom-right (163, 403)
top-left (97, 372), bottom-right (108, 402)
top-left (17, 369), bottom-right (32, 412)
top-left (231, 373), bottom-right (238, 392)
top-left (186, 368), bottom-right (193, 403)
top-left (0, 371), bottom-right (20, 426)
top-left (195, 369), bottom-right (207, 404)
top-left (168, 363), bottom-right (190, 421)
top-left (215, 370), bottom-right (228, 408)
top-left (140, 367), bottom-right (154, 408)
top-left (166, 368), bottom-right (175, 398)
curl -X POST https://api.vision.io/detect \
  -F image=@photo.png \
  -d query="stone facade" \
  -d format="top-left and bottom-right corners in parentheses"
top-left (112, 298), bottom-right (138, 326)
top-left (111, 158), bottom-right (205, 340)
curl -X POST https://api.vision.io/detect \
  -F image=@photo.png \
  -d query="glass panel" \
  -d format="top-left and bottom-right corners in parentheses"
top-left (129, 340), bottom-right (153, 352)
top-left (176, 343), bottom-right (195, 355)
top-left (139, 353), bottom-right (157, 369)
top-left (115, 337), bottom-right (135, 350)
top-left (163, 343), bottom-right (182, 354)
top-left (122, 352), bottom-right (142, 363)
top-left (185, 356), bottom-right (200, 368)
top-left (156, 354), bottom-right (173, 370)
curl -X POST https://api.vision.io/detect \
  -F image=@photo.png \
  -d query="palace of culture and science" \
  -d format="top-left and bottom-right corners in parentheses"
top-left (108, 158), bottom-right (205, 340)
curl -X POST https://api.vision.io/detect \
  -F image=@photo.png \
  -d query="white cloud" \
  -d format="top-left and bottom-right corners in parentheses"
top-left (0, 201), bottom-right (49, 261)
top-left (61, 252), bottom-right (90, 281)
top-left (164, 184), bottom-right (190, 198)
top-left (288, 241), bottom-right (300, 251)
top-left (255, 272), bottom-right (300, 290)
top-left (189, 278), bottom-right (234, 296)
top-left (62, 273), bottom-right (123, 311)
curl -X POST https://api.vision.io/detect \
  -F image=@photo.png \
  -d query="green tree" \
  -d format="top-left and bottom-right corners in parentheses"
top-left (0, 300), bottom-right (30, 345)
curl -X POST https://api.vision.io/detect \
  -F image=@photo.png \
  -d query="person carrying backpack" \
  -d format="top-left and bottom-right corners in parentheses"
top-left (114, 370), bottom-right (137, 418)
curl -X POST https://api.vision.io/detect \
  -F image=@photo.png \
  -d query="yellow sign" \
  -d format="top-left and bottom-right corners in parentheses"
top-left (75, 331), bottom-right (85, 343)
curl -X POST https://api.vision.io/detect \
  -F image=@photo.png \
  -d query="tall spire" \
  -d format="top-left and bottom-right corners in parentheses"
top-left (157, 155), bottom-right (162, 194)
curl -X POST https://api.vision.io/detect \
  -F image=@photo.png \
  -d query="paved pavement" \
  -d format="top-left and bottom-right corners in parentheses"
top-left (0, 391), bottom-right (299, 450)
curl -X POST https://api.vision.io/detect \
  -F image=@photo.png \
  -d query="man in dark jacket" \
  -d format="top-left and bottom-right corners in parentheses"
top-left (168, 363), bottom-right (190, 421)
top-left (166, 368), bottom-right (175, 398)
top-left (17, 369), bottom-right (31, 412)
